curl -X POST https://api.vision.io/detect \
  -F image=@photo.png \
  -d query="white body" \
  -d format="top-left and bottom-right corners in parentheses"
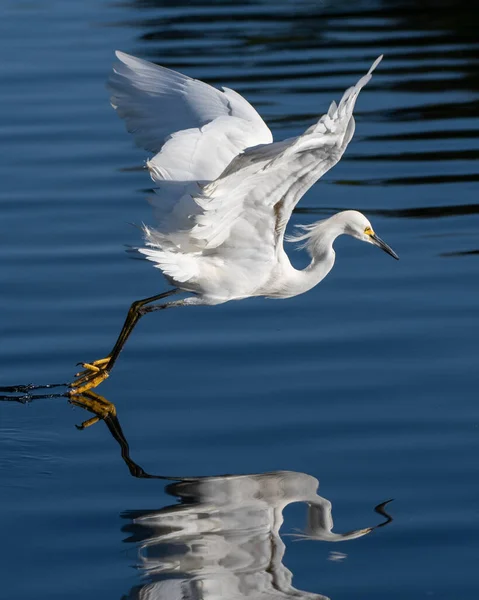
top-left (109, 53), bottom-right (383, 305)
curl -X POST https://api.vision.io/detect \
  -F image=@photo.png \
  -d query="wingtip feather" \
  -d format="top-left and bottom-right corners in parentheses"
top-left (368, 54), bottom-right (383, 75)
top-left (114, 50), bottom-right (153, 71)
top-left (115, 50), bottom-right (130, 62)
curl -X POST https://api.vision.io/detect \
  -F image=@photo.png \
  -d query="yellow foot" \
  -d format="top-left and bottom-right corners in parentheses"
top-left (68, 390), bottom-right (117, 429)
top-left (69, 358), bottom-right (110, 394)
top-left (75, 357), bottom-right (110, 377)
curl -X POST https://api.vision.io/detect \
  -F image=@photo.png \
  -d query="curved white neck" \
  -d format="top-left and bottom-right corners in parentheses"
top-left (296, 228), bottom-right (338, 294)
top-left (304, 246), bottom-right (336, 284)
top-left (266, 221), bottom-right (344, 299)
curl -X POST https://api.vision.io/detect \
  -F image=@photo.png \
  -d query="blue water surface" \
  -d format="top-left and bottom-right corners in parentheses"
top-left (1, 1), bottom-right (478, 599)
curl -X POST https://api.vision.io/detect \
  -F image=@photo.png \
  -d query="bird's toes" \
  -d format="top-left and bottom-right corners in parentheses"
top-left (68, 370), bottom-right (110, 395)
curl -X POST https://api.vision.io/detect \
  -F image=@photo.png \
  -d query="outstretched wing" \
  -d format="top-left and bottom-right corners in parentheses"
top-left (189, 56), bottom-right (383, 255)
top-left (108, 51), bottom-right (273, 183)
top-left (139, 56), bottom-right (382, 287)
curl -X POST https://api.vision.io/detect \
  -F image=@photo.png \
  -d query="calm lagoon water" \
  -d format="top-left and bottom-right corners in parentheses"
top-left (1, 1), bottom-right (478, 599)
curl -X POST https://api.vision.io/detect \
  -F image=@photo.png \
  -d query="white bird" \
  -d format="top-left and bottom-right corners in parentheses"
top-left (70, 52), bottom-right (398, 394)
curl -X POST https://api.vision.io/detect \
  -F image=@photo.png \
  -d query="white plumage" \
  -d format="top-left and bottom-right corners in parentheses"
top-left (69, 53), bottom-right (398, 393)
top-left (108, 52), bottom-right (396, 306)
top-left (109, 51), bottom-right (272, 182)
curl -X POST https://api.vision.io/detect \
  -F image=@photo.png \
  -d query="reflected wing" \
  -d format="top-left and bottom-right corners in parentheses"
top-left (189, 56), bottom-right (383, 254)
top-left (108, 51), bottom-right (273, 182)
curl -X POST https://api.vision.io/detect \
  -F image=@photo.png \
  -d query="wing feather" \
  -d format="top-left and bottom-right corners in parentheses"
top-left (108, 51), bottom-right (272, 183)
top-left (186, 56), bottom-right (383, 255)
top-left (134, 56), bottom-right (382, 287)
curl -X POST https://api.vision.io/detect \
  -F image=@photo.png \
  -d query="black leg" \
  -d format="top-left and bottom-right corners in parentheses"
top-left (69, 288), bottom-right (181, 393)
top-left (105, 288), bottom-right (179, 370)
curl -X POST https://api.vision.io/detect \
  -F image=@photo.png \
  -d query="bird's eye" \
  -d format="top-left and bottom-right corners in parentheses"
top-left (364, 226), bottom-right (374, 236)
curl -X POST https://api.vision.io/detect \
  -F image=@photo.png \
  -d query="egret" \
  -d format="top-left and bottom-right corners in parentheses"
top-left (70, 52), bottom-right (398, 394)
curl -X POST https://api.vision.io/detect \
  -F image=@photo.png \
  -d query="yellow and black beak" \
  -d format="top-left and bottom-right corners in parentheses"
top-left (365, 228), bottom-right (399, 260)
top-left (371, 233), bottom-right (399, 260)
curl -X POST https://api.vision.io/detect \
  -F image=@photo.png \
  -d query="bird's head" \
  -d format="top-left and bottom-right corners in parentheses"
top-left (287, 210), bottom-right (399, 260)
top-left (342, 210), bottom-right (399, 260)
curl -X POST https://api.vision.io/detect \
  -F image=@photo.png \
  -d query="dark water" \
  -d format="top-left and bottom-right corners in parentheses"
top-left (1, 1), bottom-right (478, 598)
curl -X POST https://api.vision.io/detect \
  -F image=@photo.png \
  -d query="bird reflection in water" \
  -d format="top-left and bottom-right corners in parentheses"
top-left (122, 473), bottom-right (392, 600)
top-left (1, 388), bottom-right (393, 600)
top-left (73, 392), bottom-right (393, 600)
